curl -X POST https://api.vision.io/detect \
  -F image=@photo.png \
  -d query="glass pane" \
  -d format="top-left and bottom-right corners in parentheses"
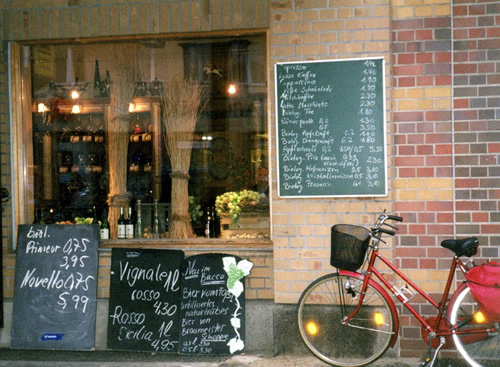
top-left (25, 34), bottom-right (268, 239)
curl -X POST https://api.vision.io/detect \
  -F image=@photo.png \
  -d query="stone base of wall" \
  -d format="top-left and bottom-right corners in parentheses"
top-left (0, 299), bottom-right (277, 354)
top-left (1, 300), bottom-right (404, 358)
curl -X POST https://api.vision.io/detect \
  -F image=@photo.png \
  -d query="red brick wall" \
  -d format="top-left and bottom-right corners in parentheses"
top-left (393, 0), bottom-right (499, 358)
top-left (452, 0), bottom-right (500, 258)
top-left (392, 12), bottom-right (454, 357)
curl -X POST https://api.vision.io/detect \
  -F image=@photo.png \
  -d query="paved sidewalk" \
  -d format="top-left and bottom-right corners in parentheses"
top-left (0, 349), bottom-right (468, 367)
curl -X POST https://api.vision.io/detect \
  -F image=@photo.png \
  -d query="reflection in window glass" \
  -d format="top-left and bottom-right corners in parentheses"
top-left (27, 35), bottom-right (268, 239)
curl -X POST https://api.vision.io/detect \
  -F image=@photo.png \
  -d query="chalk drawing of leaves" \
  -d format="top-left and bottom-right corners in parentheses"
top-left (230, 317), bottom-right (241, 329)
top-left (222, 256), bottom-right (254, 354)
top-left (223, 257), bottom-right (253, 296)
top-left (227, 336), bottom-right (245, 354)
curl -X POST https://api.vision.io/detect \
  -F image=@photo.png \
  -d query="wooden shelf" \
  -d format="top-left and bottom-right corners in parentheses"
top-left (100, 238), bottom-right (273, 251)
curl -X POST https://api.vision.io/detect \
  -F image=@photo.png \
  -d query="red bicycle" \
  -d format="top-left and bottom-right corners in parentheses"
top-left (297, 211), bottom-right (499, 366)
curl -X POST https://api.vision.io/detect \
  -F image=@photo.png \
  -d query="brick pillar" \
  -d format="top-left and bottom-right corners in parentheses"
top-left (452, 0), bottom-right (500, 259)
top-left (392, 2), bottom-right (454, 359)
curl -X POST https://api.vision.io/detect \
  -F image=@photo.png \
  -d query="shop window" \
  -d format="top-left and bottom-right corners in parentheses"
top-left (11, 34), bottom-right (268, 241)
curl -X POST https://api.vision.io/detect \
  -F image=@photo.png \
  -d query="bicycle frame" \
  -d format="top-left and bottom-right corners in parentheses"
top-left (343, 237), bottom-right (492, 343)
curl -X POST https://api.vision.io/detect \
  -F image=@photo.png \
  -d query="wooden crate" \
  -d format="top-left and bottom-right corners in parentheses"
top-left (220, 212), bottom-right (270, 239)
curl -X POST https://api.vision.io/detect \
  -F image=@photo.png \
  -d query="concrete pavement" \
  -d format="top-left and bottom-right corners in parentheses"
top-left (0, 349), bottom-right (469, 367)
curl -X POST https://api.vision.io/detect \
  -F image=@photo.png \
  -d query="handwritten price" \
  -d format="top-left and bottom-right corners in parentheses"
top-left (58, 292), bottom-right (90, 313)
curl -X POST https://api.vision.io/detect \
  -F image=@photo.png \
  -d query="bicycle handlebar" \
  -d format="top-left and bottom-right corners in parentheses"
top-left (372, 211), bottom-right (403, 238)
top-left (387, 215), bottom-right (403, 222)
top-left (376, 227), bottom-right (396, 236)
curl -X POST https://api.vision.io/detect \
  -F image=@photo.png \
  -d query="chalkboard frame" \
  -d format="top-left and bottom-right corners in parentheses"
top-left (11, 224), bottom-right (99, 351)
top-left (275, 57), bottom-right (387, 198)
top-left (107, 248), bottom-right (185, 353)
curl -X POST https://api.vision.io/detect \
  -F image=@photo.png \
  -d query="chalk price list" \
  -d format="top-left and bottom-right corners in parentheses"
top-left (278, 64), bottom-right (336, 194)
top-left (108, 260), bottom-right (180, 352)
top-left (357, 59), bottom-right (383, 189)
top-left (19, 226), bottom-right (95, 314)
top-left (277, 59), bottom-right (385, 195)
top-left (179, 259), bottom-right (234, 354)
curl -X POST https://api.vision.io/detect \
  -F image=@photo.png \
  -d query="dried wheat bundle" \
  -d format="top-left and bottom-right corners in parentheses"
top-left (161, 78), bottom-right (206, 238)
top-left (107, 44), bottom-right (142, 237)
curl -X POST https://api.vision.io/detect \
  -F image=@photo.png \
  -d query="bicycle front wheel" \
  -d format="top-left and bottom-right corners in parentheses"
top-left (297, 273), bottom-right (394, 367)
top-left (449, 285), bottom-right (500, 366)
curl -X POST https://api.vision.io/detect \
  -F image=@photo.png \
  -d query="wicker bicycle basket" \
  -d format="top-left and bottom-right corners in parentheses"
top-left (330, 224), bottom-right (371, 271)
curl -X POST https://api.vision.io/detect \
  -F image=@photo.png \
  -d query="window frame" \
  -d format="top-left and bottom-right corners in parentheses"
top-left (9, 30), bottom-right (270, 251)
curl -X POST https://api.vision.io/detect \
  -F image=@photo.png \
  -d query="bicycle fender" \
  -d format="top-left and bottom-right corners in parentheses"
top-left (339, 270), bottom-right (400, 348)
top-left (446, 281), bottom-right (468, 320)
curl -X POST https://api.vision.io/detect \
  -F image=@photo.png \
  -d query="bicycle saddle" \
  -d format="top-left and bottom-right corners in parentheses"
top-left (441, 237), bottom-right (478, 257)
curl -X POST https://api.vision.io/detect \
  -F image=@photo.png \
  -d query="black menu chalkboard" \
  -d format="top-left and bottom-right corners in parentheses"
top-left (178, 253), bottom-right (253, 355)
top-left (275, 57), bottom-right (387, 197)
top-left (107, 248), bottom-right (184, 352)
top-left (11, 224), bottom-right (99, 350)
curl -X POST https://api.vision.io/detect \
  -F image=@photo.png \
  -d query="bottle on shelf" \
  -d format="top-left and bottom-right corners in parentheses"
top-left (205, 207), bottom-right (212, 238)
top-left (126, 207), bottom-right (135, 239)
top-left (164, 210), bottom-right (169, 236)
top-left (210, 207), bottom-right (219, 238)
top-left (100, 208), bottom-right (109, 240)
top-left (135, 200), bottom-right (143, 238)
top-left (153, 200), bottom-right (160, 239)
top-left (117, 207), bottom-right (126, 239)
top-left (93, 60), bottom-right (102, 98)
top-left (33, 208), bottom-right (40, 224)
top-left (92, 206), bottom-right (99, 224)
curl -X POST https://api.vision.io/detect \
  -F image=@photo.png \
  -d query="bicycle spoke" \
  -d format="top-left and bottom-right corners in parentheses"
top-left (297, 273), bottom-right (394, 367)
top-left (450, 286), bottom-right (500, 367)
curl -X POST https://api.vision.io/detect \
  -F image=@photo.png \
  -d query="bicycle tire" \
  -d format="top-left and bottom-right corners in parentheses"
top-left (297, 273), bottom-right (394, 367)
top-left (449, 285), bottom-right (500, 367)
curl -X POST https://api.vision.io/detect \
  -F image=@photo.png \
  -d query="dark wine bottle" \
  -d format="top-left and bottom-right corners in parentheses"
top-left (93, 60), bottom-right (102, 98)
top-left (126, 207), bottom-right (134, 239)
top-left (153, 200), bottom-right (160, 239)
top-left (211, 207), bottom-right (220, 238)
top-left (92, 205), bottom-right (99, 224)
top-left (117, 207), bottom-right (126, 239)
top-left (205, 207), bottom-right (212, 238)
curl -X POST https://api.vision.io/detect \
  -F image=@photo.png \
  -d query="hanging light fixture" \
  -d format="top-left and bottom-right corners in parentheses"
top-left (71, 104), bottom-right (82, 114)
top-left (70, 89), bottom-right (80, 99)
top-left (37, 102), bottom-right (49, 113)
top-left (227, 83), bottom-right (238, 96)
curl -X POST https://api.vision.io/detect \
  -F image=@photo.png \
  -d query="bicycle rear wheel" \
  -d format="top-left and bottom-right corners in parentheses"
top-left (297, 273), bottom-right (394, 367)
top-left (449, 285), bottom-right (500, 367)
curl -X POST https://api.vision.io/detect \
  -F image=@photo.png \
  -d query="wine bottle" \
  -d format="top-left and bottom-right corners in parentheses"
top-left (153, 200), bottom-right (160, 239)
top-left (117, 207), bottom-right (126, 239)
top-left (205, 207), bottom-right (212, 238)
top-left (135, 200), bottom-right (143, 238)
top-left (93, 60), bottom-right (102, 98)
top-left (40, 209), bottom-right (46, 224)
top-left (126, 207), bottom-right (134, 239)
top-left (92, 205), bottom-right (99, 224)
top-left (164, 210), bottom-right (169, 235)
top-left (100, 208), bottom-right (110, 240)
top-left (33, 208), bottom-right (40, 224)
top-left (211, 207), bottom-right (219, 238)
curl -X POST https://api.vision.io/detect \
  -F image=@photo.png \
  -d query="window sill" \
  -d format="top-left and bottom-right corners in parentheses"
top-left (99, 238), bottom-right (273, 252)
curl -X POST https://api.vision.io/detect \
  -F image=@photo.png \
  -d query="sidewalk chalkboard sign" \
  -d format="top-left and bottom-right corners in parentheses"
top-left (11, 224), bottom-right (99, 350)
top-left (275, 57), bottom-right (387, 197)
top-left (107, 248), bottom-right (184, 352)
top-left (178, 253), bottom-right (253, 355)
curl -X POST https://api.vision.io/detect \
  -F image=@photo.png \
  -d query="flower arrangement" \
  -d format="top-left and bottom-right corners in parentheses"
top-left (215, 190), bottom-right (261, 223)
top-left (188, 196), bottom-right (203, 225)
